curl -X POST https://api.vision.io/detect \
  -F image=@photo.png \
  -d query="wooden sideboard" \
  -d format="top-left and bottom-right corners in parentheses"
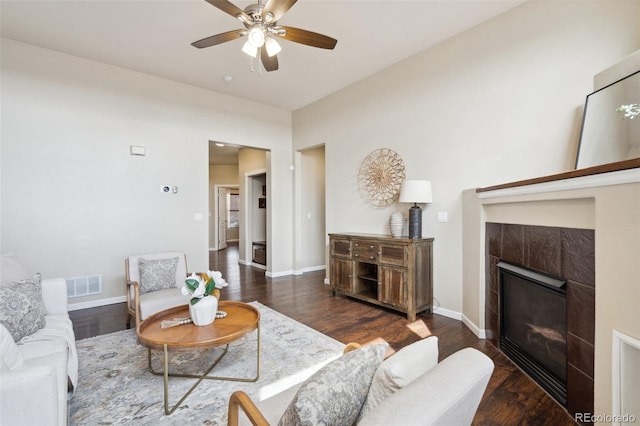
top-left (329, 233), bottom-right (433, 321)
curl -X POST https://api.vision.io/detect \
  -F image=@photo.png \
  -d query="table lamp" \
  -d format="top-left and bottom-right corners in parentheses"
top-left (399, 180), bottom-right (432, 239)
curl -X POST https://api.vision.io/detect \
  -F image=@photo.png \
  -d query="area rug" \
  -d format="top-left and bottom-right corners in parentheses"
top-left (70, 301), bottom-right (345, 425)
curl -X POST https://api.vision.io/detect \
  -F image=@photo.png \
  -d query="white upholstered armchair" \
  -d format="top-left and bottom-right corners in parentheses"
top-left (125, 251), bottom-right (191, 328)
top-left (228, 337), bottom-right (495, 426)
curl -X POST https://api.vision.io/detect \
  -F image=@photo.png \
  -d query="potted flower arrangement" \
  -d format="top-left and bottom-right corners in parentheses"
top-left (182, 270), bottom-right (228, 326)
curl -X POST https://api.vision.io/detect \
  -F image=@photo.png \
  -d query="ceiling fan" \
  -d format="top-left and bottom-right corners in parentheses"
top-left (191, 0), bottom-right (337, 72)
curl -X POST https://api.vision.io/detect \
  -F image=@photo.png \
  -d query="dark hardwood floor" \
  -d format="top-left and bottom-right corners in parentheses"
top-left (69, 243), bottom-right (576, 425)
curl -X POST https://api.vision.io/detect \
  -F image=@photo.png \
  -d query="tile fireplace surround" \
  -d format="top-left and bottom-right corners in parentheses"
top-left (463, 163), bottom-right (640, 424)
top-left (485, 222), bottom-right (595, 417)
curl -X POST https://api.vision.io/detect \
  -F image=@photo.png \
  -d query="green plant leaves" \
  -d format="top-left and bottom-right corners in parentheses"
top-left (205, 278), bottom-right (216, 297)
top-left (185, 278), bottom-right (200, 291)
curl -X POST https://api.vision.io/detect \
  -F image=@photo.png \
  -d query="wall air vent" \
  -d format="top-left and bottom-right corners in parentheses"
top-left (66, 275), bottom-right (102, 298)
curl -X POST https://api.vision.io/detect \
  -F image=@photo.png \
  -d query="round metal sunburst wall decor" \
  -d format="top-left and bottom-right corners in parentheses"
top-left (358, 148), bottom-right (406, 207)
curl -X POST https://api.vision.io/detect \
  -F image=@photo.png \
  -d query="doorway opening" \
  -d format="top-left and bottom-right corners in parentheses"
top-left (213, 185), bottom-right (239, 250)
top-left (245, 170), bottom-right (267, 270)
top-left (209, 141), bottom-right (270, 271)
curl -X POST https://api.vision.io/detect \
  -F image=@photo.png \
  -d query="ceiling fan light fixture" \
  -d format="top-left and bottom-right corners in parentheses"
top-left (265, 37), bottom-right (282, 57)
top-left (241, 40), bottom-right (258, 57)
top-left (247, 26), bottom-right (265, 48)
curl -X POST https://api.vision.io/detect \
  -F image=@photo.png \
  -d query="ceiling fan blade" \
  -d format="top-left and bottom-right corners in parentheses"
top-left (262, 0), bottom-right (297, 22)
top-left (276, 26), bottom-right (337, 50)
top-left (204, 0), bottom-right (249, 21)
top-left (260, 48), bottom-right (279, 72)
top-left (191, 30), bottom-right (245, 48)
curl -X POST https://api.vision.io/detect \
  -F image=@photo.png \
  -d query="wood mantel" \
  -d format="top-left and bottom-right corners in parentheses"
top-left (476, 158), bottom-right (640, 193)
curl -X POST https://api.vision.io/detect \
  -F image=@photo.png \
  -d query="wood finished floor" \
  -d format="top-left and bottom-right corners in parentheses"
top-left (70, 243), bottom-right (576, 425)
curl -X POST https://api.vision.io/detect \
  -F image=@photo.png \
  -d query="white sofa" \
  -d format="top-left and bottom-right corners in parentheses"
top-left (229, 336), bottom-right (495, 426)
top-left (0, 255), bottom-right (77, 426)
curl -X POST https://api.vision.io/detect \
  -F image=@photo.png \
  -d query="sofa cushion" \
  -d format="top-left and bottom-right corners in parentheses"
top-left (18, 338), bottom-right (69, 425)
top-left (278, 344), bottom-right (385, 426)
top-left (138, 257), bottom-right (179, 294)
top-left (359, 336), bottom-right (439, 419)
top-left (0, 274), bottom-right (46, 341)
top-left (0, 324), bottom-right (24, 372)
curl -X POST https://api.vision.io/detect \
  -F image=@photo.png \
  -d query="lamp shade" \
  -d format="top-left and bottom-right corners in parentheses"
top-left (241, 41), bottom-right (258, 57)
top-left (399, 180), bottom-right (432, 204)
top-left (265, 37), bottom-right (282, 57)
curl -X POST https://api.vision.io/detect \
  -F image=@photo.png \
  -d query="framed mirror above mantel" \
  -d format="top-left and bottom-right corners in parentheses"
top-left (575, 70), bottom-right (640, 170)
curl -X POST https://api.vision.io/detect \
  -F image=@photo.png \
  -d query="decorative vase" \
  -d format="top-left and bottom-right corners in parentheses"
top-left (189, 295), bottom-right (218, 326)
top-left (389, 212), bottom-right (405, 237)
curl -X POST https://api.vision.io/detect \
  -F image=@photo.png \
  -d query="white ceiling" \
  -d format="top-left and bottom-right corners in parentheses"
top-left (1, 0), bottom-right (527, 111)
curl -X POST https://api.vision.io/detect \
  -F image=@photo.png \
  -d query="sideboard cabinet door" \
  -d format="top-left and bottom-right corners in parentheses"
top-left (379, 265), bottom-right (407, 307)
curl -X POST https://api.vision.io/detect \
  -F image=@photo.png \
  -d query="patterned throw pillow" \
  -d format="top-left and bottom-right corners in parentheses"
top-left (0, 273), bottom-right (46, 342)
top-left (278, 344), bottom-right (386, 426)
top-left (138, 257), bottom-right (179, 294)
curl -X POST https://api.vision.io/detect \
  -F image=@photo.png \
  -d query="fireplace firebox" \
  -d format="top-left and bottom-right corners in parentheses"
top-left (498, 261), bottom-right (567, 405)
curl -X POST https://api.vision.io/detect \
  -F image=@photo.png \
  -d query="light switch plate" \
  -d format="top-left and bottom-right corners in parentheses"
top-left (437, 212), bottom-right (448, 223)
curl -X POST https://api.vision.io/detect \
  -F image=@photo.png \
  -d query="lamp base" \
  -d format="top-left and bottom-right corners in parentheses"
top-left (408, 204), bottom-right (422, 239)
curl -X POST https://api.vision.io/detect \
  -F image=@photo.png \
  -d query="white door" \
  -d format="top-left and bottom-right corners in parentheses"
top-left (218, 188), bottom-right (228, 250)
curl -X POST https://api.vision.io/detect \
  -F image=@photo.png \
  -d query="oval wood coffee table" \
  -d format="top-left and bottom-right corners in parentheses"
top-left (137, 300), bottom-right (260, 415)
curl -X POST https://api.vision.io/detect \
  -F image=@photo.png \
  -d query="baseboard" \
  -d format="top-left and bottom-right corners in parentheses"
top-left (251, 262), bottom-right (267, 270)
top-left (68, 295), bottom-right (127, 311)
top-left (293, 265), bottom-right (326, 275)
top-left (462, 314), bottom-right (487, 339)
top-left (266, 269), bottom-right (295, 278)
top-left (433, 306), bottom-right (462, 321)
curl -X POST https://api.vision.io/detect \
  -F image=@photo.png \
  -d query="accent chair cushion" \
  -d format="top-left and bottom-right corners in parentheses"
top-left (0, 274), bottom-right (46, 342)
top-left (278, 344), bottom-right (386, 426)
top-left (138, 257), bottom-right (179, 294)
top-left (359, 336), bottom-right (439, 419)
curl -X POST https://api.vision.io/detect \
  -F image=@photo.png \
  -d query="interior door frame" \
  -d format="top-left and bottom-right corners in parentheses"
top-left (243, 169), bottom-right (267, 270)
top-left (212, 184), bottom-right (238, 251)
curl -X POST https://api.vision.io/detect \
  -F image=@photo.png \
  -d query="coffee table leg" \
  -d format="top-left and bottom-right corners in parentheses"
top-left (161, 343), bottom-right (230, 415)
top-left (146, 324), bottom-right (261, 415)
top-left (206, 320), bottom-right (260, 383)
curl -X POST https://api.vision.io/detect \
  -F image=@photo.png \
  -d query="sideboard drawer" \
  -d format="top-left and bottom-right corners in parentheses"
top-left (379, 244), bottom-right (407, 266)
top-left (332, 238), bottom-right (352, 258)
top-left (353, 239), bottom-right (379, 262)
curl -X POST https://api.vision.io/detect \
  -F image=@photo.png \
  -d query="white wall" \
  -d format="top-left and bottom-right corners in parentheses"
top-left (1, 39), bottom-right (292, 306)
top-left (300, 146), bottom-right (326, 271)
top-left (292, 0), bottom-right (640, 315)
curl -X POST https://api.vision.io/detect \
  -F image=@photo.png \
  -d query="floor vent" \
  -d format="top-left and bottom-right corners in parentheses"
top-left (66, 275), bottom-right (102, 298)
